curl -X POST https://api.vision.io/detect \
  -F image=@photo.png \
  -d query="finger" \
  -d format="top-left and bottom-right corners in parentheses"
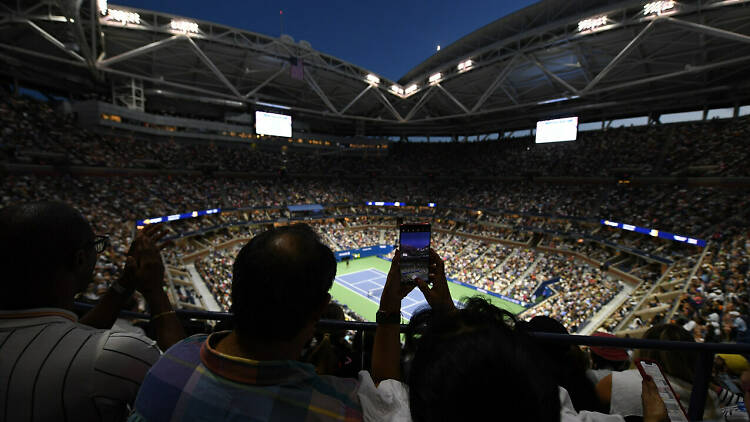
top-left (415, 278), bottom-right (431, 297)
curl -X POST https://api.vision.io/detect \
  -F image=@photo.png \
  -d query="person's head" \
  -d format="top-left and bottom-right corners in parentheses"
top-left (637, 324), bottom-right (697, 383)
top-left (231, 223), bottom-right (335, 342)
top-left (589, 332), bottom-right (631, 371)
top-left (0, 202), bottom-right (96, 310)
top-left (405, 297), bottom-right (560, 422)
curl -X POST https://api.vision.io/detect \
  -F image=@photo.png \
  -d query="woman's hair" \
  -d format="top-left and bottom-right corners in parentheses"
top-left (405, 297), bottom-right (561, 422)
top-left (637, 324), bottom-right (697, 383)
top-left (523, 316), bottom-right (604, 413)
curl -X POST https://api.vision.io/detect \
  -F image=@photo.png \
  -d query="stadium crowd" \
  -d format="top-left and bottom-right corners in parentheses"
top-left (3, 209), bottom-right (748, 422)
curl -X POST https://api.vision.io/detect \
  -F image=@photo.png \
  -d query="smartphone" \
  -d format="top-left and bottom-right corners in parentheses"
top-left (635, 359), bottom-right (689, 422)
top-left (399, 223), bottom-right (431, 284)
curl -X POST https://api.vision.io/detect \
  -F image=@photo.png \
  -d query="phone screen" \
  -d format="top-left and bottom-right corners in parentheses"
top-left (637, 360), bottom-right (689, 422)
top-left (399, 224), bottom-right (431, 284)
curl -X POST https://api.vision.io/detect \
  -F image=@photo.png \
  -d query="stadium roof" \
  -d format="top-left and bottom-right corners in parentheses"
top-left (1, 0), bottom-right (750, 137)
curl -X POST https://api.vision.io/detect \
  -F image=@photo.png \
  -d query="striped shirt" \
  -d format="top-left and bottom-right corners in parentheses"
top-left (129, 331), bottom-right (363, 422)
top-left (0, 308), bottom-right (161, 422)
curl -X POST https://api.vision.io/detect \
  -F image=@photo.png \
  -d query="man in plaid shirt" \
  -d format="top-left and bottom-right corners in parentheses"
top-left (129, 224), bottom-right (363, 421)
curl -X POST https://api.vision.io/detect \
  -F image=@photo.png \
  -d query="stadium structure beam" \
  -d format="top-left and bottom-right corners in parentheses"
top-left (98, 35), bottom-right (183, 67)
top-left (304, 71), bottom-right (339, 114)
top-left (664, 16), bottom-right (750, 45)
top-left (338, 85), bottom-right (372, 115)
top-left (24, 19), bottom-right (86, 63)
top-left (371, 88), bottom-right (404, 122)
top-left (186, 36), bottom-right (243, 99)
top-left (587, 53), bottom-right (750, 95)
top-left (526, 53), bottom-right (580, 96)
top-left (471, 55), bottom-right (520, 113)
top-left (244, 64), bottom-right (288, 98)
top-left (583, 19), bottom-right (657, 94)
top-left (0, 42), bottom-right (88, 68)
top-left (435, 84), bottom-right (470, 114)
top-left (499, 84), bottom-right (519, 105)
top-left (405, 86), bottom-right (436, 121)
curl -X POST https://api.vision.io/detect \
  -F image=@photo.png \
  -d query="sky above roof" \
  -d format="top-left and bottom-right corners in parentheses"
top-left (114, 0), bottom-right (536, 81)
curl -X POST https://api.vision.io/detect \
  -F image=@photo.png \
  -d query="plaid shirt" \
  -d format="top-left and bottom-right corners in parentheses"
top-left (129, 332), bottom-right (363, 422)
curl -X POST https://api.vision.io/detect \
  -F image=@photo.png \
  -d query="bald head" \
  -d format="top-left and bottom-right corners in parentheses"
top-left (231, 224), bottom-right (336, 341)
top-left (0, 202), bottom-right (95, 309)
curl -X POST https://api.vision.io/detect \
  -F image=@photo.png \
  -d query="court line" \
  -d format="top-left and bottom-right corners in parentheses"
top-left (334, 269), bottom-right (426, 320)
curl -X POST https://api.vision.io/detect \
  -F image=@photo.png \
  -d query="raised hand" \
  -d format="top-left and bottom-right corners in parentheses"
top-left (121, 224), bottom-right (171, 297)
top-left (415, 248), bottom-right (455, 311)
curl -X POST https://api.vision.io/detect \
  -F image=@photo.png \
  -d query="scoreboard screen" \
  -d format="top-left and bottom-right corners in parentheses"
top-left (535, 117), bottom-right (578, 143)
top-left (255, 111), bottom-right (292, 137)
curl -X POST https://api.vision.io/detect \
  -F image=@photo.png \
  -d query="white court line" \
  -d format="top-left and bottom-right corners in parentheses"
top-left (334, 269), bottom-right (424, 320)
top-left (348, 276), bottom-right (386, 286)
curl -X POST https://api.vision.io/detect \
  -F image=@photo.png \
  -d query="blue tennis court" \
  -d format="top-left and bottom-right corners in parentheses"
top-left (335, 268), bottom-right (429, 319)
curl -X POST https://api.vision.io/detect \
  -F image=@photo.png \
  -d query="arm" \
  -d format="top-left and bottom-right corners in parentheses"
top-left (130, 225), bottom-right (185, 351)
top-left (79, 278), bottom-right (135, 329)
top-left (80, 225), bottom-right (166, 328)
top-left (371, 249), bottom-right (454, 384)
top-left (371, 250), bottom-right (412, 384)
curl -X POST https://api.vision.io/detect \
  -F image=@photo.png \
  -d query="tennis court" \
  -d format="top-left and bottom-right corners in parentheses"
top-left (329, 256), bottom-right (526, 322)
top-left (335, 268), bottom-right (433, 319)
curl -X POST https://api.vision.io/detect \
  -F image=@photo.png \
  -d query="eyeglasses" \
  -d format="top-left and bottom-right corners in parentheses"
top-left (91, 234), bottom-right (110, 254)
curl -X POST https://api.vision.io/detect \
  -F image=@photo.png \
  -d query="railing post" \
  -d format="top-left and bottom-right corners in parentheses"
top-left (687, 350), bottom-right (714, 421)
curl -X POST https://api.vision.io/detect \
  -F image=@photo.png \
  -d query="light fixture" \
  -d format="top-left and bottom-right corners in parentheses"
top-left (578, 16), bottom-right (607, 32)
top-left (643, 1), bottom-right (676, 16)
top-left (390, 85), bottom-right (404, 95)
top-left (170, 19), bottom-right (199, 34)
top-left (405, 84), bottom-right (418, 94)
top-left (428, 73), bottom-right (442, 84)
top-left (366, 74), bottom-right (380, 84)
top-left (457, 59), bottom-right (473, 71)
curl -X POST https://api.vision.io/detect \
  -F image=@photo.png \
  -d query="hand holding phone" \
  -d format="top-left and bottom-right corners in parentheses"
top-left (399, 223), bottom-right (431, 285)
top-left (636, 359), bottom-right (688, 422)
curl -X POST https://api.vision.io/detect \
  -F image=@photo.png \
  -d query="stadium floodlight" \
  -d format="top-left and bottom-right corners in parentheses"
top-left (643, 1), bottom-right (676, 16)
top-left (405, 84), bottom-right (418, 95)
top-left (457, 59), bottom-right (473, 72)
top-left (170, 19), bottom-right (200, 34)
top-left (428, 72), bottom-right (442, 84)
top-left (98, 0), bottom-right (107, 15)
top-left (578, 16), bottom-right (607, 32)
top-left (366, 74), bottom-right (380, 85)
top-left (107, 9), bottom-right (141, 25)
top-left (390, 85), bottom-right (404, 95)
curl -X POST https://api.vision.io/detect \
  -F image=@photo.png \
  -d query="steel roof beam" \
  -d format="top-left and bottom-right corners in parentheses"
top-left (186, 36), bottom-right (242, 99)
top-left (472, 54), bottom-right (520, 112)
top-left (25, 19), bottom-right (86, 63)
top-left (371, 88), bottom-right (404, 122)
top-left (664, 16), bottom-right (750, 45)
top-left (500, 84), bottom-right (519, 105)
top-left (436, 84), bottom-right (470, 114)
top-left (98, 35), bottom-right (183, 67)
top-left (304, 71), bottom-right (339, 114)
top-left (244, 64), bottom-right (288, 98)
top-left (405, 86), bottom-right (436, 121)
top-left (338, 84), bottom-right (372, 115)
top-left (526, 53), bottom-right (581, 96)
top-left (583, 19), bottom-right (657, 94)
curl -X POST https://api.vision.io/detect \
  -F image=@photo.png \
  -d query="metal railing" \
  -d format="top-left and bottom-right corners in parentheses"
top-left (74, 302), bottom-right (750, 421)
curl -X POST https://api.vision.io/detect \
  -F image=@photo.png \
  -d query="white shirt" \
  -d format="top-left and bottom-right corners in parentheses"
top-left (0, 308), bottom-right (161, 422)
top-left (356, 371), bottom-right (625, 422)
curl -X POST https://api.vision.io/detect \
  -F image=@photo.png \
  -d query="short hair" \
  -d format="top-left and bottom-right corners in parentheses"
top-left (0, 202), bottom-right (93, 309)
top-left (231, 224), bottom-right (336, 341)
top-left (405, 297), bottom-right (560, 422)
